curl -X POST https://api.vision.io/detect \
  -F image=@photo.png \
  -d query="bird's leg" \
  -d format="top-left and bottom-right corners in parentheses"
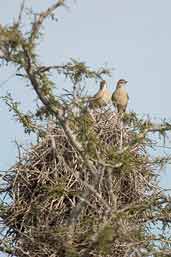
top-left (120, 121), bottom-right (123, 150)
top-left (119, 113), bottom-right (124, 151)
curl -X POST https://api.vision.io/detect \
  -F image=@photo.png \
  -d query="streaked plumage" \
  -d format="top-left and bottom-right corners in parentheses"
top-left (112, 79), bottom-right (129, 113)
top-left (89, 80), bottom-right (111, 109)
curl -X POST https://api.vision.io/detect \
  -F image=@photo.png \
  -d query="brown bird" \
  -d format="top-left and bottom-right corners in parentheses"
top-left (112, 79), bottom-right (129, 113)
top-left (89, 80), bottom-right (111, 109)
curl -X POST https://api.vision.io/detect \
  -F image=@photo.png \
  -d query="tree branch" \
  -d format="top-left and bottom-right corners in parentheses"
top-left (22, 45), bottom-right (84, 152)
top-left (29, 0), bottom-right (65, 43)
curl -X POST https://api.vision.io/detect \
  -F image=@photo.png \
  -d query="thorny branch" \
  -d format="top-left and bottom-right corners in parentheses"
top-left (29, 0), bottom-right (65, 43)
top-left (36, 63), bottom-right (111, 81)
top-left (139, 122), bottom-right (171, 139)
top-left (16, 0), bottom-right (26, 27)
top-left (22, 45), bottom-right (84, 153)
top-left (0, 2), bottom-right (171, 257)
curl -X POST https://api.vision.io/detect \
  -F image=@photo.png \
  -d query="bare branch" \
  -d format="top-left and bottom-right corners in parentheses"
top-left (16, 0), bottom-right (26, 27)
top-left (29, 0), bottom-right (65, 43)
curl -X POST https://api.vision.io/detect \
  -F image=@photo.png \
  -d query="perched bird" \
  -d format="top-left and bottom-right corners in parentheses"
top-left (112, 79), bottom-right (129, 113)
top-left (89, 80), bottom-right (111, 109)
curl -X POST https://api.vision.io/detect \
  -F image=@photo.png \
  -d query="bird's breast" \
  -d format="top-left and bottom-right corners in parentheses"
top-left (112, 88), bottom-right (128, 106)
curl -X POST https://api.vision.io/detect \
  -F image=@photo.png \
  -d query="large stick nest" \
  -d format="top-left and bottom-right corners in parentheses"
top-left (2, 109), bottom-right (157, 257)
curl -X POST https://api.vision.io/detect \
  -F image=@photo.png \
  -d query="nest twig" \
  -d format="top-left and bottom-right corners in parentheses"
top-left (0, 109), bottom-right (163, 257)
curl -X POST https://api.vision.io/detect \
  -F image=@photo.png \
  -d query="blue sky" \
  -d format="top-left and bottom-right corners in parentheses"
top-left (0, 0), bottom-right (171, 229)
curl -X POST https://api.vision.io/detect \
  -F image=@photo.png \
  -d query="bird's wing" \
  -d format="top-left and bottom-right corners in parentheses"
top-left (126, 92), bottom-right (129, 100)
top-left (111, 91), bottom-right (117, 104)
top-left (89, 89), bottom-right (104, 101)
